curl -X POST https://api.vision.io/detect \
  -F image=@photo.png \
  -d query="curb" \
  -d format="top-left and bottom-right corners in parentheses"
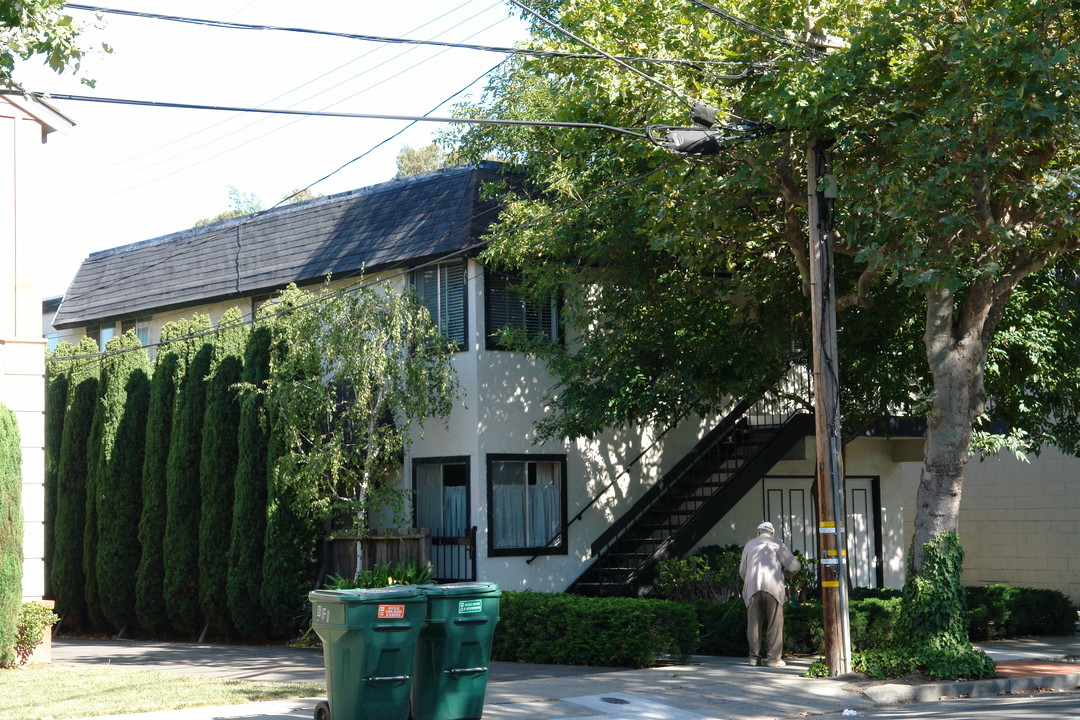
top-left (863, 672), bottom-right (1080, 706)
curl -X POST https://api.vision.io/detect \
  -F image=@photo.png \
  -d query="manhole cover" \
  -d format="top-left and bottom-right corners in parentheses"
top-left (601, 697), bottom-right (630, 705)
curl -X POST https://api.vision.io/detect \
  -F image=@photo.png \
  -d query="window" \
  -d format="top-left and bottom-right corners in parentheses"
top-left (484, 268), bottom-right (559, 350)
top-left (251, 293), bottom-right (273, 319)
top-left (120, 317), bottom-right (151, 346)
top-left (98, 323), bottom-right (116, 351)
top-left (414, 458), bottom-right (469, 536)
top-left (413, 259), bottom-right (466, 349)
top-left (486, 454), bottom-right (567, 556)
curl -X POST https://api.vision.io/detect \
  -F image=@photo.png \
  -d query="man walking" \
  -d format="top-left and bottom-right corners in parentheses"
top-left (740, 521), bottom-right (800, 667)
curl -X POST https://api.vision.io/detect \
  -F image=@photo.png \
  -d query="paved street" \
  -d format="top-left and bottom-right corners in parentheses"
top-left (811, 690), bottom-right (1080, 720)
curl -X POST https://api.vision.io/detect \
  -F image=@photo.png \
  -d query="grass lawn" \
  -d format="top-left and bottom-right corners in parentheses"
top-left (0, 663), bottom-right (324, 720)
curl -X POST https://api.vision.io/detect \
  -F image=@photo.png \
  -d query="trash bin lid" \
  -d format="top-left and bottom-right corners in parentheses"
top-left (421, 582), bottom-right (501, 597)
top-left (309, 585), bottom-right (426, 604)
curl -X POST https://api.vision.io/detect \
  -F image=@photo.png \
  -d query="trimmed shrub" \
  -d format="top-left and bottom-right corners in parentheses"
top-left (967, 585), bottom-right (1077, 640)
top-left (51, 336), bottom-right (100, 632)
top-left (94, 333), bottom-right (151, 635)
top-left (198, 307), bottom-right (247, 638)
top-left (163, 315), bottom-right (214, 636)
top-left (135, 348), bottom-right (181, 633)
top-left (227, 325), bottom-right (272, 639)
top-left (43, 342), bottom-right (74, 598)
top-left (492, 591), bottom-right (698, 668)
top-left (694, 595), bottom-right (901, 657)
top-left (82, 364), bottom-right (108, 631)
top-left (0, 403), bottom-right (23, 667)
top-left (260, 414), bottom-right (319, 640)
top-left (5, 602), bottom-right (59, 668)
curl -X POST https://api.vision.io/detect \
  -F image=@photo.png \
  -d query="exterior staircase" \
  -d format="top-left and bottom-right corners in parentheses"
top-left (568, 362), bottom-right (814, 597)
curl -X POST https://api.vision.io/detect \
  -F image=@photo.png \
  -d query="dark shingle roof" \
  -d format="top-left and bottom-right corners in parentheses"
top-left (52, 163), bottom-right (507, 329)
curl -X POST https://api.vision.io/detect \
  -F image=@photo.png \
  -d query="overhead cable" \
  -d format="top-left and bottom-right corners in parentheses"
top-left (9, 91), bottom-right (648, 138)
top-left (685, 0), bottom-right (813, 54)
top-left (505, 0), bottom-right (700, 109)
top-left (51, 0), bottom-right (497, 196)
top-left (44, 60), bottom-right (511, 306)
top-left (63, 3), bottom-right (765, 69)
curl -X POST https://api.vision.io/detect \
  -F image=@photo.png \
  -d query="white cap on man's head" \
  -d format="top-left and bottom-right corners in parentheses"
top-left (757, 521), bottom-right (775, 534)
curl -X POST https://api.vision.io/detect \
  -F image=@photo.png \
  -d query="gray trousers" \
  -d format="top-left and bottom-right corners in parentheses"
top-left (746, 591), bottom-right (784, 662)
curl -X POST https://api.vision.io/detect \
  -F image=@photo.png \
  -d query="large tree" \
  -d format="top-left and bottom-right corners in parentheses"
top-left (0, 0), bottom-right (91, 88)
top-left (451, 0), bottom-right (1078, 675)
top-left (257, 282), bottom-right (459, 637)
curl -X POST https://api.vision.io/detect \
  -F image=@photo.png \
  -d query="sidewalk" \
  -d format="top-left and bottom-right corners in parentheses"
top-left (51, 635), bottom-right (1079, 720)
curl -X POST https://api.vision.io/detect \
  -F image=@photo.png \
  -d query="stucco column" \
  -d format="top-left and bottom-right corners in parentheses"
top-left (1, 102), bottom-right (53, 602)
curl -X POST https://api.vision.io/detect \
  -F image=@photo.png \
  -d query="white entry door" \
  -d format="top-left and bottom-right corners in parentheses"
top-left (761, 477), bottom-right (879, 588)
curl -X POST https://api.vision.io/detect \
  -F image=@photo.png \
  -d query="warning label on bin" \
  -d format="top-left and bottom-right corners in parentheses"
top-left (378, 604), bottom-right (406, 619)
top-left (458, 600), bottom-right (483, 614)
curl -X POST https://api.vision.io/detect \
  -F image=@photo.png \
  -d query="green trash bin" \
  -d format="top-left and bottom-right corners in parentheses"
top-left (411, 582), bottom-right (502, 720)
top-left (309, 585), bottom-right (427, 720)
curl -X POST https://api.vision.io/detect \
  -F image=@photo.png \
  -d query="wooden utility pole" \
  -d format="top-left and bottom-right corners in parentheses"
top-left (807, 140), bottom-right (852, 676)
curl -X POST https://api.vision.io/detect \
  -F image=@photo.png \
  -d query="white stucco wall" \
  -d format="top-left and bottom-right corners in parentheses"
top-left (2, 98), bottom-right (56, 601)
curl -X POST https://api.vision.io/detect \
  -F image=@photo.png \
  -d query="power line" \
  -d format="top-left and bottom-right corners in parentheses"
top-left (53, 7), bottom-right (511, 211)
top-left (50, 0), bottom-right (494, 195)
top-left (47, 60), bottom-right (512, 307)
top-left (684, 0), bottom-right (811, 54)
top-left (64, 3), bottom-right (767, 69)
top-left (9, 91), bottom-right (648, 138)
top-left (506, 0), bottom-right (701, 110)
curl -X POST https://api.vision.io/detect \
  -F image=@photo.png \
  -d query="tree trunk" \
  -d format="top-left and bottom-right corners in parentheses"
top-left (912, 287), bottom-right (992, 569)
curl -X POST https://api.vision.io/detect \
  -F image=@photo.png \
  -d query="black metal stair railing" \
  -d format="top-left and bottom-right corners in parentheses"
top-left (568, 359), bottom-right (814, 597)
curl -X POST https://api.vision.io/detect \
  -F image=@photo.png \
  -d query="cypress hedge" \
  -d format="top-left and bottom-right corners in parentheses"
top-left (197, 308), bottom-right (246, 637)
top-left (51, 336), bottom-right (99, 631)
top-left (82, 371), bottom-right (107, 631)
top-left (261, 407), bottom-right (319, 639)
top-left (135, 322), bottom-right (188, 633)
top-left (163, 314), bottom-right (214, 636)
top-left (43, 342), bottom-right (74, 599)
top-left (96, 332), bottom-right (151, 634)
top-left (227, 324), bottom-right (272, 639)
top-left (258, 293), bottom-right (320, 640)
top-left (0, 403), bottom-right (23, 667)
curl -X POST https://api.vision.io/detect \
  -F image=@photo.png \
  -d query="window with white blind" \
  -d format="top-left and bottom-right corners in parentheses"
top-left (486, 454), bottom-right (567, 556)
top-left (484, 268), bottom-right (559, 350)
top-left (413, 259), bottom-right (467, 350)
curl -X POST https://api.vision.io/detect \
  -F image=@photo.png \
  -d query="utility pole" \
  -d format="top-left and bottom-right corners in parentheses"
top-left (807, 139), bottom-right (851, 676)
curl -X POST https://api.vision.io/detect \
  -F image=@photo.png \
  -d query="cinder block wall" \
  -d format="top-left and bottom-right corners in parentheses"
top-left (902, 447), bottom-right (1080, 605)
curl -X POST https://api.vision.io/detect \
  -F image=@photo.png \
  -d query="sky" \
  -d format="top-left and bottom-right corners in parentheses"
top-left (14, 0), bottom-right (528, 297)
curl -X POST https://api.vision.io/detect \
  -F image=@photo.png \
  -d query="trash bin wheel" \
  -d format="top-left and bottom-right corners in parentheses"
top-left (314, 700), bottom-right (330, 720)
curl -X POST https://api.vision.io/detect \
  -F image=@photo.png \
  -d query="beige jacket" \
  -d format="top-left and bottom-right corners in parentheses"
top-left (740, 534), bottom-right (801, 606)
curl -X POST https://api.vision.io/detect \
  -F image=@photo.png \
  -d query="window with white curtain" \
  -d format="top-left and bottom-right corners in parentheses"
top-left (413, 259), bottom-right (467, 350)
top-left (486, 454), bottom-right (567, 556)
top-left (413, 458), bottom-right (469, 536)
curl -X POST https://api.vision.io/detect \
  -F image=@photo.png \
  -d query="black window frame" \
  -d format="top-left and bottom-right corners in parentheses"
top-left (412, 455), bottom-right (471, 535)
top-left (485, 453), bottom-right (568, 557)
top-left (483, 267), bottom-right (560, 351)
top-left (412, 258), bottom-right (469, 352)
